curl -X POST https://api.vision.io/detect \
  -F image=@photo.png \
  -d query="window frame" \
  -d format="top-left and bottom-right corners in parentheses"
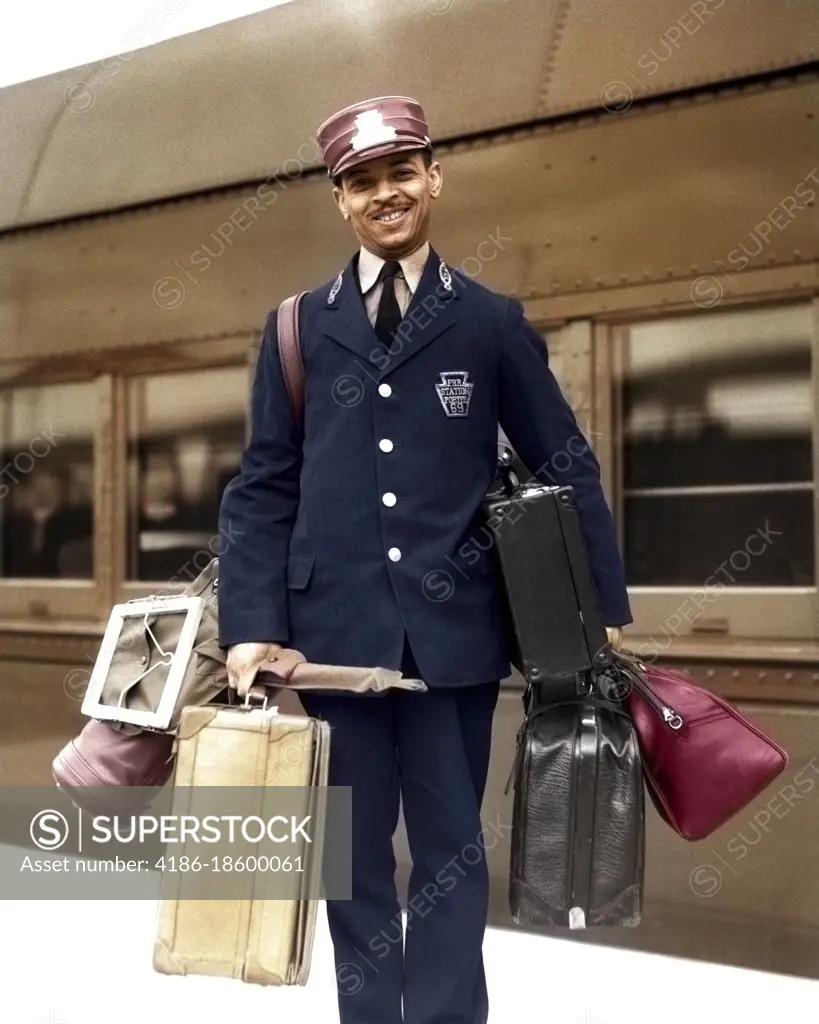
top-left (0, 335), bottom-right (253, 626)
top-left (0, 375), bottom-right (108, 623)
top-left (595, 296), bottom-right (819, 642)
top-left (116, 338), bottom-right (253, 604)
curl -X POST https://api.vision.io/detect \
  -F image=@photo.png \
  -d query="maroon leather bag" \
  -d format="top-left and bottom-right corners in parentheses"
top-left (608, 650), bottom-right (789, 841)
top-left (53, 718), bottom-right (175, 816)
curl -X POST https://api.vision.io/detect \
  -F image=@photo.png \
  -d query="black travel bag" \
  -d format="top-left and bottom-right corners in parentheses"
top-left (505, 671), bottom-right (644, 928)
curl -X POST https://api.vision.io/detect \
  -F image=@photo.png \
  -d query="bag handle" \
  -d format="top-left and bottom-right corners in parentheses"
top-left (276, 292), bottom-right (309, 431)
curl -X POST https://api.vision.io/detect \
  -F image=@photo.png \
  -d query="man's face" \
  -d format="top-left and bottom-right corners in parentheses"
top-left (28, 472), bottom-right (61, 512)
top-left (143, 456), bottom-right (177, 505)
top-left (333, 150), bottom-right (442, 260)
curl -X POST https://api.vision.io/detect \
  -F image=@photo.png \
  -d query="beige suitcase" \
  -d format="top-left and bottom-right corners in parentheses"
top-left (153, 698), bottom-right (331, 986)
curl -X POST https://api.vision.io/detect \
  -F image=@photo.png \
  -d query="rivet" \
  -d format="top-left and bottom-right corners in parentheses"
top-left (707, 669), bottom-right (715, 678)
top-left (757, 671), bottom-right (766, 680)
top-left (732, 669), bottom-right (740, 679)
top-left (140, 655), bottom-right (148, 665)
top-left (812, 673), bottom-right (819, 683)
top-left (784, 671), bottom-right (793, 682)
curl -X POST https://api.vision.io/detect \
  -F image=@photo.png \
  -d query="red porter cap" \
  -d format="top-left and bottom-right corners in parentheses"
top-left (317, 95), bottom-right (432, 179)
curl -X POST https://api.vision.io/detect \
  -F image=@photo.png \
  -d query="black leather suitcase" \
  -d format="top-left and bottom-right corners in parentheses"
top-left (484, 466), bottom-right (611, 681)
top-left (507, 673), bottom-right (644, 929)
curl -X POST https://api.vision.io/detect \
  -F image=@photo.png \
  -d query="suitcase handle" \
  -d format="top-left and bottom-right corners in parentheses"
top-left (496, 443), bottom-right (519, 496)
top-left (225, 683), bottom-right (279, 712)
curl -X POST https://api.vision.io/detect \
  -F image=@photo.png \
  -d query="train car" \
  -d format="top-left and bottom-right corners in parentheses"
top-left (1, 0), bottom-right (818, 981)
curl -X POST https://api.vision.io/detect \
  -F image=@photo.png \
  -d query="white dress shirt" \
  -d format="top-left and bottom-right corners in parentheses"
top-left (357, 242), bottom-right (430, 327)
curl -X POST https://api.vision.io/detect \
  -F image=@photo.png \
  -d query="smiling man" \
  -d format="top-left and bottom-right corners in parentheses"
top-left (218, 95), bottom-right (631, 1024)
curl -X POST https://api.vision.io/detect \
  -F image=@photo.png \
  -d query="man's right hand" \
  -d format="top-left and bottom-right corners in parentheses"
top-left (226, 642), bottom-right (283, 698)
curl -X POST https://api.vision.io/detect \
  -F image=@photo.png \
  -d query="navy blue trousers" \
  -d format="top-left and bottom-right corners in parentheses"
top-left (298, 636), bottom-right (500, 1024)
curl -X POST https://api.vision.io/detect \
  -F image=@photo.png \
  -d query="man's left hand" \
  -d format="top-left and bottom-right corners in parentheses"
top-left (606, 626), bottom-right (622, 650)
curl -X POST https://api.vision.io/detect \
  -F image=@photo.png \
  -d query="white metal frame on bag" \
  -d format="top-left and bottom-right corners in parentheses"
top-left (81, 594), bottom-right (206, 730)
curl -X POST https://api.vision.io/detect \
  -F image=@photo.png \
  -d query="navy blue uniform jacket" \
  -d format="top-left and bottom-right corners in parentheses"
top-left (218, 247), bottom-right (632, 686)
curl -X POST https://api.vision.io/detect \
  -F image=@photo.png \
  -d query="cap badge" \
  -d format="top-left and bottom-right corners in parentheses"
top-left (350, 110), bottom-right (398, 152)
top-left (438, 260), bottom-right (452, 293)
top-left (327, 272), bottom-right (343, 305)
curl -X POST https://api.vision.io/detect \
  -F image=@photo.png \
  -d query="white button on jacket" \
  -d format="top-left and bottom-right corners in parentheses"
top-left (382, 492), bottom-right (397, 507)
top-left (378, 383), bottom-right (392, 397)
top-left (388, 547), bottom-right (402, 561)
top-left (379, 439), bottom-right (394, 452)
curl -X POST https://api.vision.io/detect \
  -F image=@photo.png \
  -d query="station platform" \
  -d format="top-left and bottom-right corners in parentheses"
top-left (2, 899), bottom-right (817, 1023)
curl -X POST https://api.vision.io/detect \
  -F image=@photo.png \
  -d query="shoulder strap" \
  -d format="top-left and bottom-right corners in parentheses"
top-left (276, 292), bottom-right (309, 431)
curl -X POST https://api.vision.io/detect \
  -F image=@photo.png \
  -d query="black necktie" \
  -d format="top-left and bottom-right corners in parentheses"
top-left (374, 260), bottom-right (403, 350)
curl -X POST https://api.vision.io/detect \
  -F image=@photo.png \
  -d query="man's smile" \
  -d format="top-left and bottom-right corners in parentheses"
top-left (373, 207), bottom-right (411, 224)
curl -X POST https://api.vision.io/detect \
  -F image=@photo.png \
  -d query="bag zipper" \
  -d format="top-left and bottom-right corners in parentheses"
top-left (628, 670), bottom-right (684, 730)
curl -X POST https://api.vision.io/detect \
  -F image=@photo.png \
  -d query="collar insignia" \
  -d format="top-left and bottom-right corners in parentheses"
top-left (327, 272), bottom-right (343, 304)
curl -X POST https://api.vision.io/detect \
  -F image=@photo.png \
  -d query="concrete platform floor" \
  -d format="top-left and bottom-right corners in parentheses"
top-left (1, 899), bottom-right (817, 1023)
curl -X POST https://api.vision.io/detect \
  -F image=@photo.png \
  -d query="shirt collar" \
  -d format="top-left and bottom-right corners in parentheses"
top-left (357, 241), bottom-right (430, 296)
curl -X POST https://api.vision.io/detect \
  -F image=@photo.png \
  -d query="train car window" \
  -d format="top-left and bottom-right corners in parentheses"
top-left (0, 382), bottom-right (95, 580)
top-left (125, 367), bottom-right (247, 583)
top-left (618, 303), bottom-right (813, 589)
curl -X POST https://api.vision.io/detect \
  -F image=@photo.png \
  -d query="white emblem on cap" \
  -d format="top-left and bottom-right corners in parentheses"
top-left (328, 272), bottom-right (343, 304)
top-left (350, 110), bottom-right (398, 152)
top-left (435, 371), bottom-right (473, 418)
